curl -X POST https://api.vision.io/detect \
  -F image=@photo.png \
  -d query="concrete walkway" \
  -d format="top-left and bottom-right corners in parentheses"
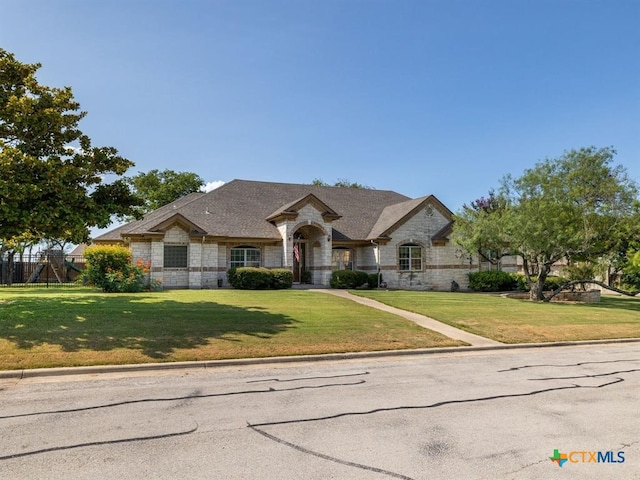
top-left (313, 289), bottom-right (503, 347)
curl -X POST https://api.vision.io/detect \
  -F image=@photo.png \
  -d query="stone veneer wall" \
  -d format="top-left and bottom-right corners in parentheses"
top-left (155, 226), bottom-right (190, 288)
top-left (273, 203), bottom-right (333, 286)
top-left (552, 289), bottom-right (601, 303)
top-left (127, 203), bottom-right (483, 290)
top-left (376, 205), bottom-right (477, 290)
top-left (263, 245), bottom-right (283, 269)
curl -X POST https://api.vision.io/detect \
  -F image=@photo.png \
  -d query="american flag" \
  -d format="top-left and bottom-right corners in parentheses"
top-left (293, 243), bottom-right (300, 263)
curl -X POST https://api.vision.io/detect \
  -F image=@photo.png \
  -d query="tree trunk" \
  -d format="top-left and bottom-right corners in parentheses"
top-left (529, 265), bottom-right (550, 301)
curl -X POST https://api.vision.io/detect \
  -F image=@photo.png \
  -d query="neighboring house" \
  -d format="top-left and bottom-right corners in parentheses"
top-left (94, 179), bottom-right (478, 290)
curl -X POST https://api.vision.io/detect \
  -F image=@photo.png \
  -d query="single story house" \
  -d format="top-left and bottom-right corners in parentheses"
top-left (94, 179), bottom-right (478, 289)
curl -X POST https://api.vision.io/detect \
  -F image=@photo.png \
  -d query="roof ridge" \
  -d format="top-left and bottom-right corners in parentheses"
top-left (229, 178), bottom-right (405, 196)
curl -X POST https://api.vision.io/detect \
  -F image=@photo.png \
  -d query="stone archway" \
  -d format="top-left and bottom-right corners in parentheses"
top-left (291, 223), bottom-right (329, 284)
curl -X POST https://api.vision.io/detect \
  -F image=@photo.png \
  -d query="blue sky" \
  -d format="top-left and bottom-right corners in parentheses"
top-left (3, 0), bottom-right (639, 216)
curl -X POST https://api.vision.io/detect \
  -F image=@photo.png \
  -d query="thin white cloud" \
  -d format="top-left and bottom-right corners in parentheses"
top-left (65, 145), bottom-right (84, 154)
top-left (202, 180), bottom-right (225, 192)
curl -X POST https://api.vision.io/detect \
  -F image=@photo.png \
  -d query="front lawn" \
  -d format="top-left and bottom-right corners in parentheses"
top-left (0, 288), bottom-right (463, 370)
top-left (352, 290), bottom-right (640, 343)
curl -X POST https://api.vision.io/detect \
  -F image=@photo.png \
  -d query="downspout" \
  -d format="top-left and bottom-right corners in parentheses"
top-left (201, 236), bottom-right (205, 289)
top-left (371, 239), bottom-right (380, 288)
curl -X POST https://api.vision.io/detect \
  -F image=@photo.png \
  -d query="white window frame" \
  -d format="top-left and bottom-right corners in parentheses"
top-left (398, 244), bottom-right (423, 271)
top-left (230, 246), bottom-right (261, 268)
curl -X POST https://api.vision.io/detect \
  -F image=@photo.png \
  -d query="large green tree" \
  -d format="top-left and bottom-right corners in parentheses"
top-left (0, 48), bottom-right (141, 244)
top-left (452, 190), bottom-right (511, 268)
top-left (127, 169), bottom-right (205, 214)
top-left (454, 147), bottom-right (639, 301)
top-left (311, 178), bottom-right (374, 189)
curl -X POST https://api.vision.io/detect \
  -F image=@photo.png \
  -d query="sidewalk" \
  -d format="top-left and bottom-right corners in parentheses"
top-left (313, 289), bottom-right (503, 347)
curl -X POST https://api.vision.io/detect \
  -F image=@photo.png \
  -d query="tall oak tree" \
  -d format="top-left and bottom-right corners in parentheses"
top-left (0, 49), bottom-right (141, 245)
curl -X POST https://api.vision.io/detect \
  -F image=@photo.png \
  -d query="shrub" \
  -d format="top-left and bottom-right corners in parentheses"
top-left (270, 269), bottom-right (294, 289)
top-left (227, 267), bottom-right (293, 290)
top-left (227, 267), bottom-right (238, 287)
top-left (83, 245), bottom-right (148, 293)
top-left (512, 274), bottom-right (528, 291)
top-left (544, 275), bottom-right (568, 291)
top-left (330, 270), bottom-right (369, 289)
top-left (367, 272), bottom-right (383, 289)
top-left (467, 270), bottom-right (517, 292)
top-left (300, 270), bottom-right (312, 284)
top-left (511, 273), bottom-right (568, 291)
top-left (229, 267), bottom-right (272, 289)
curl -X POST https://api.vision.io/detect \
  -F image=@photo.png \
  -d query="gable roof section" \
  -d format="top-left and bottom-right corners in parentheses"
top-left (96, 180), bottom-right (420, 242)
top-left (265, 193), bottom-right (342, 223)
top-left (150, 213), bottom-right (207, 235)
top-left (431, 221), bottom-right (454, 245)
top-left (367, 195), bottom-right (453, 240)
top-left (94, 192), bottom-right (204, 242)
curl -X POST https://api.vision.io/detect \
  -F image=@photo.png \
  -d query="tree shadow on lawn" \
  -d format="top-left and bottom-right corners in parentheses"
top-left (0, 294), bottom-right (298, 359)
top-left (577, 295), bottom-right (640, 314)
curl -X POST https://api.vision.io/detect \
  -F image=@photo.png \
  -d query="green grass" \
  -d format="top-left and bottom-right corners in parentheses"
top-left (0, 288), bottom-right (463, 370)
top-left (352, 290), bottom-right (640, 343)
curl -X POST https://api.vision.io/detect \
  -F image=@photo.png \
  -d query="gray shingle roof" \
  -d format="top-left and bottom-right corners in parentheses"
top-left (367, 197), bottom-right (429, 240)
top-left (95, 179), bottom-right (449, 242)
top-left (94, 192), bottom-right (204, 241)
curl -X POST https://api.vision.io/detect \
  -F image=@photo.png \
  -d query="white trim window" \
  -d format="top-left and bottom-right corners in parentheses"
top-left (398, 243), bottom-right (422, 271)
top-left (230, 246), bottom-right (261, 268)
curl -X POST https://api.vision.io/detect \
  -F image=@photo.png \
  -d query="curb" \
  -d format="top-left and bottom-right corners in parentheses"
top-left (1, 337), bottom-right (639, 380)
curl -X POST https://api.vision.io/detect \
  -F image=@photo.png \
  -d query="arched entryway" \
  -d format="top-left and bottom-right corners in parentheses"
top-left (291, 224), bottom-right (329, 284)
top-left (292, 231), bottom-right (306, 283)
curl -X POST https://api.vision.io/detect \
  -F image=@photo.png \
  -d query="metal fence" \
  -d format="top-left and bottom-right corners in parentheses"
top-left (0, 250), bottom-right (86, 287)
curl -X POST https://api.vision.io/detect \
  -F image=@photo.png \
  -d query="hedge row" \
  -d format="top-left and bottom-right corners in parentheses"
top-left (227, 267), bottom-right (293, 290)
top-left (467, 271), bottom-right (568, 292)
top-left (330, 270), bottom-right (382, 289)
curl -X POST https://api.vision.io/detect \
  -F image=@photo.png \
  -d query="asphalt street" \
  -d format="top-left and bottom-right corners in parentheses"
top-left (0, 343), bottom-right (638, 479)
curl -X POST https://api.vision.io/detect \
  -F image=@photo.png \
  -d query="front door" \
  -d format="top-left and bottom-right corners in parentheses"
top-left (293, 241), bottom-right (306, 282)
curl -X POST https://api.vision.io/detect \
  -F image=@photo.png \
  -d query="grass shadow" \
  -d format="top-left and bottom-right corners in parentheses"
top-left (583, 295), bottom-right (640, 313)
top-left (0, 292), bottom-right (297, 360)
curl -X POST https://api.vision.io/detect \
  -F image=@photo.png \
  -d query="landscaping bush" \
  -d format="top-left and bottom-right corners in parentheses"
top-left (467, 270), bottom-right (517, 292)
top-left (83, 244), bottom-right (148, 293)
top-left (270, 269), bottom-right (294, 289)
top-left (512, 273), bottom-right (568, 291)
top-left (229, 267), bottom-right (272, 289)
top-left (227, 267), bottom-right (238, 287)
top-left (544, 275), bottom-right (568, 291)
top-left (512, 274), bottom-right (528, 291)
top-left (330, 270), bottom-right (369, 289)
top-left (367, 272), bottom-right (383, 289)
top-left (227, 267), bottom-right (293, 290)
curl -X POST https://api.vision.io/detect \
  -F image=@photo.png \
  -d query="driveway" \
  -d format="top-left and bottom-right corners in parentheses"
top-left (1, 343), bottom-right (638, 479)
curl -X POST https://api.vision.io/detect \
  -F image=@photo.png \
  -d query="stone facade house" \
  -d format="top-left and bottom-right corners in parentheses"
top-left (94, 179), bottom-right (477, 289)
